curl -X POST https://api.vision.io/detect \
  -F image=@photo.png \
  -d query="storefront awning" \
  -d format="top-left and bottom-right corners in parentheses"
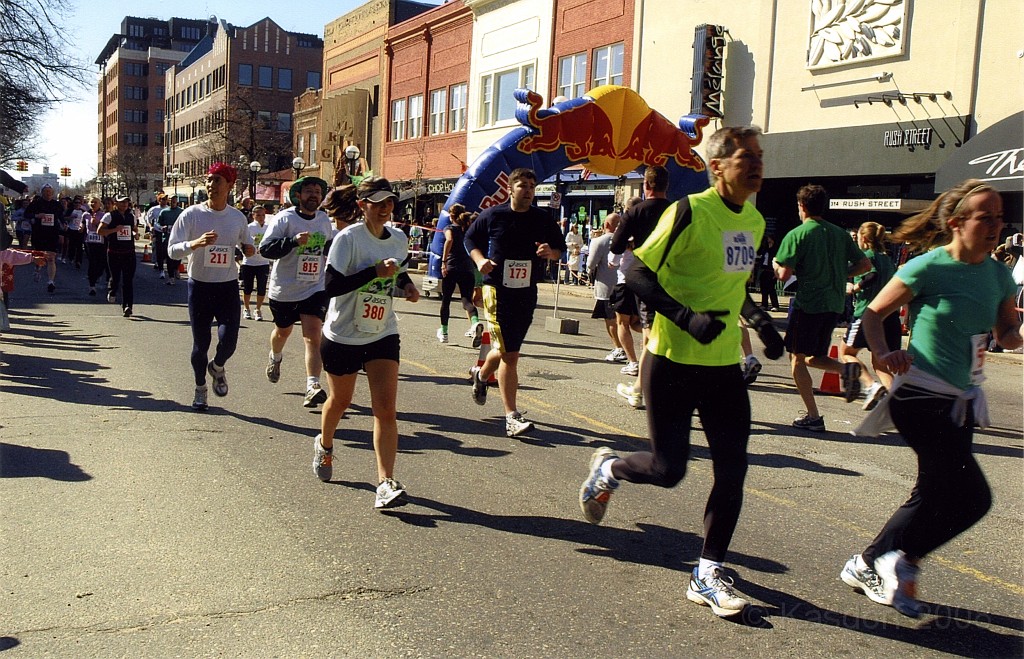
top-left (935, 111), bottom-right (1023, 193)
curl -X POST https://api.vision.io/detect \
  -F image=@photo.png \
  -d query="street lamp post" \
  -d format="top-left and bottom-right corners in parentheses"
top-left (97, 174), bottom-right (109, 199)
top-left (292, 156), bottom-right (305, 182)
top-left (189, 179), bottom-right (198, 206)
top-left (248, 160), bottom-right (262, 202)
top-left (344, 145), bottom-right (361, 177)
top-left (168, 168), bottom-right (183, 199)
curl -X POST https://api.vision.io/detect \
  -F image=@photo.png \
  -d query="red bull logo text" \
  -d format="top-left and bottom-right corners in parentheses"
top-left (479, 172), bottom-right (510, 210)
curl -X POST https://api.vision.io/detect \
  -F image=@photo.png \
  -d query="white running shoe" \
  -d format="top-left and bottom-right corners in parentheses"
top-left (242, 308), bottom-right (252, 320)
top-left (207, 361), bottom-right (228, 397)
top-left (616, 382), bottom-right (643, 409)
top-left (686, 567), bottom-right (749, 618)
top-left (505, 411), bottom-right (534, 437)
top-left (436, 327), bottom-right (448, 344)
top-left (191, 385), bottom-right (209, 411)
top-left (604, 347), bottom-right (627, 363)
top-left (579, 447), bottom-right (619, 524)
top-left (874, 550), bottom-right (923, 618)
top-left (840, 554), bottom-right (888, 605)
top-left (862, 383), bottom-right (888, 411)
top-left (312, 433), bottom-right (333, 482)
top-left (620, 361), bottom-right (639, 376)
top-left (375, 478), bottom-right (407, 509)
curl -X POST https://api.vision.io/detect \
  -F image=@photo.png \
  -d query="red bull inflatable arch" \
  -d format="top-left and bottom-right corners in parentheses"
top-left (426, 85), bottom-right (712, 279)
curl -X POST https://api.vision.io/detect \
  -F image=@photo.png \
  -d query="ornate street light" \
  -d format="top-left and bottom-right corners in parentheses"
top-left (96, 174), bottom-right (109, 199)
top-left (248, 160), bottom-right (262, 201)
top-left (168, 168), bottom-right (184, 197)
top-left (189, 178), bottom-right (199, 206)
top-left (292, 156), bottom-right (305, 181)
top-left (344, 145), bottom-right (361, 176)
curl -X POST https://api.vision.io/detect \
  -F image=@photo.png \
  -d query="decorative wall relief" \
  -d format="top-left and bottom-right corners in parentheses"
top-left (807, 0), bottom-right (907, 69)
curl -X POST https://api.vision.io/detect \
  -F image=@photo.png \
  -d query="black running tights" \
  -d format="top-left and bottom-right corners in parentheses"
top-left (862, 389), bottom-right (990, 565)
top-left (611, 353), bottom-right (751, 563)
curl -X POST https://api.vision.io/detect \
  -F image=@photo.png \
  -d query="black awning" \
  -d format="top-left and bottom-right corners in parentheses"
top-left (935, 112), bottom-right (1023, 193)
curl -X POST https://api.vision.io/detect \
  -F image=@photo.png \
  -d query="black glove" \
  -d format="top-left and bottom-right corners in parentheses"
top-left (757, 323), bottom-right (785, 359)
top-left (740, 294), bottom-right (785, 360)
top-left (678, 309), bottom-right (728, 344)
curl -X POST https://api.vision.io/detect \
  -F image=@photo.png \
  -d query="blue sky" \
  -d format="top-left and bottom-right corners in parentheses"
top-left (34, 0), bottom-right (440, 183)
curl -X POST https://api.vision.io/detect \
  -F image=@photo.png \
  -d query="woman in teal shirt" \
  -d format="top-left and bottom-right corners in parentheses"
top-left (840, 180), bottom-right (1022, 618)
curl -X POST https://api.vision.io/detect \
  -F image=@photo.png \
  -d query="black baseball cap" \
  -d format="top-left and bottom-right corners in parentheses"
top-left (357, 177), bottom-right (398, 203)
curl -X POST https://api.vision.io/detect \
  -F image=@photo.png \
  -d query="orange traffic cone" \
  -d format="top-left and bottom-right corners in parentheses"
top-left (178, 261), bottom-right (187, 274)
top-left (471, 329), bottom-right (498, 384)
top-left (141, 244), bottom-right (152, 263)
top-left (818, 344), bottom-right (841, 395)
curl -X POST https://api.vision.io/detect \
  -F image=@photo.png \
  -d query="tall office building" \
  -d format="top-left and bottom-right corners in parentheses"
top-left (96, 17), bottom-right (208, 202)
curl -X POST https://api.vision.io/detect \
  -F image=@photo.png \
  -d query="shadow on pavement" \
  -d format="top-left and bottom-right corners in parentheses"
top-left (739, 579), bottom-right (1024, 655)
top-left (0, 442), bottom-right (92, 481)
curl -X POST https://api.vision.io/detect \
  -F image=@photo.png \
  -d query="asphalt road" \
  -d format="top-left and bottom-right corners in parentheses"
top-left (2, 255), bottom-right (1022, 657)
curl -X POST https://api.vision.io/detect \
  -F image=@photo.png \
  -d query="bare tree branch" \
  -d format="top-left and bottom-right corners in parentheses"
top-left (0, 0), bottom-right (90, 162)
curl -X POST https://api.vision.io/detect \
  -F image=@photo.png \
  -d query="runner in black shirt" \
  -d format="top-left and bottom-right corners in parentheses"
top-left (464, 168), bottom-right (566, 437)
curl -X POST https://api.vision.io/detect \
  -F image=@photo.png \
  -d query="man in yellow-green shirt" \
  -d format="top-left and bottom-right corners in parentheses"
top-left (578, 126), bottom-right (783, 619)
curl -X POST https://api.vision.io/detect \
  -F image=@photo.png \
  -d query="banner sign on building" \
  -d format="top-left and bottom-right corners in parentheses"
top-left (690, 24), bottom-right (726, 118)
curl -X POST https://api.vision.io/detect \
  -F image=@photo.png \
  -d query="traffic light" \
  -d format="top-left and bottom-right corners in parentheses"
top-left (61, 167), bottom-right (71, 177)
top-left (16, 160), bottom-right (28, 172)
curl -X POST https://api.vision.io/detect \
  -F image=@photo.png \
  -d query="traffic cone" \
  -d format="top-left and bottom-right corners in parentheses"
top-left (899, 305), bottom-right (909, 335)
top-left (141, 244), bottom-right (152, 263)
top-left (471, 330), bottom-right (498, 384)
top-left (178, 261), bottom-right (187, 274)
top-left (818, 344), bottom-right (841, 395)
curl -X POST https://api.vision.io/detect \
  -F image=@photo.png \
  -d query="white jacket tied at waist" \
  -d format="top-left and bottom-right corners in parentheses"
top-left (853, 365), bottom-right (989, 437)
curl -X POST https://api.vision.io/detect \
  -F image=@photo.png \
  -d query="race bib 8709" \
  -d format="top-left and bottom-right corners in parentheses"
top-left (722, 231), bottom-right (756, 273)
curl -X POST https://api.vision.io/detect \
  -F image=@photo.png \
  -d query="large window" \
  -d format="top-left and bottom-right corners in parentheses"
top-left (310, 133), bottom-right (317, 165)
top-left (407, 94), bottom-right (423, 139)
top-left (557, 53), bottom-right (587, 99)
top-left (479, 64), bottom-right (534, 126)
top-left (449, 83), bottom-right (467, 132)
top-left (306, 71), bottom-right (321, 89)
top-left (259, 66), bottom-right (273, 88)
top-left (391, 98), bottom-right (407, 141)
top-left (276, 113), bottom-right (291, 132)
top-left (429, 88), bottom-right (447, 135)
top-left (278, 68), bottom-right (292, 91)
top-left (592, 43), bottom-right (624, 87)
top-left (238, 64), bottom-right (253, 86)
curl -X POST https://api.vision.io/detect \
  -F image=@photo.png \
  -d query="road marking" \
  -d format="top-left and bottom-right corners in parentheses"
top-left (405, 360), bottom-right (1024, 596)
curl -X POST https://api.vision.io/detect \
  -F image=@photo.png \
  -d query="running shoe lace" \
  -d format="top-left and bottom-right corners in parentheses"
top-left (861, 568), bottom-right (883, 590)
top-left (708, 570), bottom-right (738, 595)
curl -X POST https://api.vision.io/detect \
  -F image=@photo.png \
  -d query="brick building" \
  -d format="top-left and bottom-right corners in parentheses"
top-left (312, 0), bottom-right (436, 185)
top-left (95, 17), bottom-right (207, 203)
top-left (382, 0), bottom-right (473, 215)
top-left (164, 17), bottom-right (322, 202)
